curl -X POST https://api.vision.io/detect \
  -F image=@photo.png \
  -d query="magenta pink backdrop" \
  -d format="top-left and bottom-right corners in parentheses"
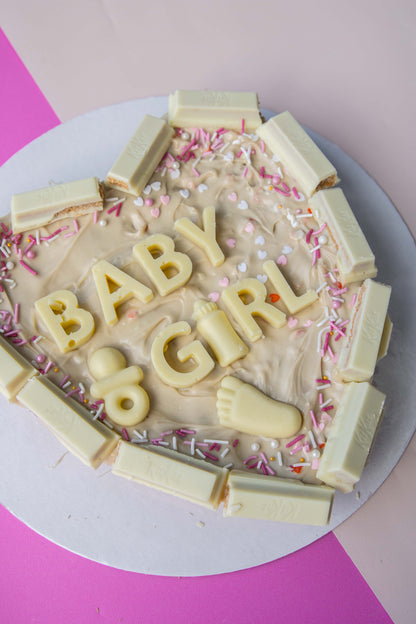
top-left (0, 28), bottom-right (393, 624)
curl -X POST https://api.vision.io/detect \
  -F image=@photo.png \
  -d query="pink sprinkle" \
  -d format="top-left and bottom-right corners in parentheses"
top-left (73, 219), bottom-right (79, 232)
top-left (59, 375), bottom-right (70, 388)
top-left (290, 444), bottom-right (303, 455)
top-left (350, 293), bottom-right (357, 308)
top-left (306, 229), bottom-right (314, 244)
top-left (315, 378), bottom-right (331, 384)
top-left (310, 410), bottom-right (318, 427)
top-left (261, 463), bottom-right (268, 475)
top-left (93, 210), bottom-right (98, 224)
top-left (260, 140), bottom-right (265, 153)
top-left (322, 405), bottom-right (334, 412)
top-left (144, 198), bottom-right (154, 207)
top-left (236, 149), bottom-right (243, 158)
top-left (175, 429), bottom-right (186, 437)
top-left (286, 434), bottom-right (305, 448)
top-left (14, 303), bottom-right (19, 324)
top-left (292, 186), bottom-right (301, 200)
top-left (265, 464), bottom-right (276, 476)
top-left (44, 361), bottom-right (54, 374)
top-left (64, 231), bottom-right (77, 238)
top-left (122, 428), bottom-right (130, 441)
top-left (313, 222), bottom-right (327, 236)
top-left (260, 452), bottom-right (268, 464)
top-left (241, 118), bottom-right (245, 134)
top-left (180, 428), bottom-right (196, 434)
top-left (209, 443), bottom-right (221, 452)
top-left (19, 260), bottom-right (37, 276)
top-left (274, 186), bottom-right (291, 197)
top-left (232, 438), bottom-right (239, 447)
top-left (332, 287), bottom-right (348, 296)
top-left (319, 393), bottom-right (323, 405)
top-left (242, 166), bottom-right (248, 177)
top-left (226, 238), bottom-right (236, 248)
top-left (243, 455), bottom-right (258, 465)
top-left (23, 240), bottom-right (35, 255)
top-left (107, 202), bottom-right (120, 214)
top-left (160, 430), bottom-right (173, 437)
top-left (260, 166), bottom-right (265, 177)
top-left (203, 452), bottom-right (218, 462)
top-left (208, 291), bottom-right (220, 302)
top-left (192, 167), bottom-right (200, 177)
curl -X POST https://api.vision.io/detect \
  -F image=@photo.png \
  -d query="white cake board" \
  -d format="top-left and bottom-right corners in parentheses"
top-left (0, 97), bottom-right (414, 576)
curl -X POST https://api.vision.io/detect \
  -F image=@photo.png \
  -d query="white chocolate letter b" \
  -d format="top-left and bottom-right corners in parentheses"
top-left (133, 234), bottom-right (192, 296)
top-left (35, 289), bottom-right (95, 353)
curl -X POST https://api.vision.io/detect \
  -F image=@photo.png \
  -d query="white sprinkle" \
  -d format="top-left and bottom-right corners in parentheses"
top-left (220, 447), bottom-right (230, 458)
top-left (204, 439), bottom-right (229, 444)
top-left (328, 272), bottom-right (337, 283)
top-left (298, 213), bottom-right (314, 218)
top-left (99, 219), bottom-right (107, 227)
top-left (142, 430), bottom-right (147, 439)
top-left (308, 431), bottom-right (317, 449)
top-left (143, 185), bottom-right (151, 195)
top-left (133, 430), bottom-right (144, 440)
top-left (332, 297), bottom-right (344, 303)
top-left (241, 146), bottom-right (251, 165)
top-left (35, 230), bottom-right (40, 245)
top-left (223, 463), bottom-right (233, 470)
top-left (105, 196), bottom-right (119, 202)
top-left (292, 462), bottom-right (311, 468)
top-left (317, 315), bottom-right (331, 328)
top-left (33, 335), bottom-right (43, 344)
top-left (104, 420), bottom-right (114, 429)
top-left (309, 244), bottom-right (321, 253)
top-left (316, 282), bottom-right (328, 294)
top-left (316, 383), bottom-right (331, 391)
top-left (93, 404), bottom-right (104, 420)
top-left (320, 397), bottom-right (333, 409)
top-left (46, 234), bottom-right (59, 243)
top-left (172, 436), bottom-right (177, 451)
top-left (161, 167), bottom-right (167, 177)
top-left (134, 197), bottom-right (144, 207)
top-left (277, 451), bottom-right (283, 466)
top-left (191, 438), bottom-right (195, 455)
top-left (78, 382), bottom-right (85, 394)
top-left (132, 438), bottom-right (148, 444)
top-left (257, 460), bottom-right (263, 470)
top-left (5, 261), bottom-right (14, 270)
top-left (219, 141), bottom-right (230, 153)
top-left (155, 441), bottom-right (169, 447)
top-left (62, 381), bottom-right (71, 389)
top-left (196, 448), bottom-right (205, 459)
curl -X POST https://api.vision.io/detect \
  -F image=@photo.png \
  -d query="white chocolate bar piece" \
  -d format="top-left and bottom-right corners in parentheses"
top-left (112, 441), bottom-right (228, 509)
top-left (168, 90), bottom-right (262, 131)
top-left (17, 376), bottom-right (120, 468)
top-left (217, 376), bottom-right (302, 439)
top-left (11, 177), bottom-right (103, 234)
top-left (309, 188), bottom-right (377, 284)
top-left (106, 115), bottom-right (174, 195)
top-left (337, 279), bottom-right (391, 382)
top-left (256, 111), bottom-right (338, 196)
top-left (224, 471), bottom-right (334, 525)
top-left (0, 335), bottom-right (37, 400)
top-left (317, 382), bottom-right (385, 493)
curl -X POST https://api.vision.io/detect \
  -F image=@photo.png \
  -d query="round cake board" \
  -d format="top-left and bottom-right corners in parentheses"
top-left (0, 97), bottom-right (414, 576)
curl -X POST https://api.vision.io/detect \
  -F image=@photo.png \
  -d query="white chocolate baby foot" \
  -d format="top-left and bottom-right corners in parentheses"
top-left (216, 375), bottom-right (302, 438)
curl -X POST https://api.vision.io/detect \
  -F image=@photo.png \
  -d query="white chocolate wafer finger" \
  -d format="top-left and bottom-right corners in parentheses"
top-left (317, 382), bottom-right (385, 493)
top-left (17, 376), bottom-right (120, 469)
top-left (112, 441), bottom-right (228, 509)
top-left (0, 335), bottom-right (37, 400)
top-left (11, 177), bottom-right (103, 234)
top-left (337, 279), bottom-right (391, 382)
top-left (309, 188), bottom-right (377, 284)
top-left (256, 111), bottom-right (338, 196)
top-left (224, 471), bottom-right (334, 525)
top-left (217, 375), bottom-right (302, 438)
top-left (106, 115), bottom-right (174, 195)
top-left (168, 90), bottom-right (262, 131)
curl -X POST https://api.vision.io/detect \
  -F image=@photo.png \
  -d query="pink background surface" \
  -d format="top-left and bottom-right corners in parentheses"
top-left (1, 2), bottom-right (415, 620)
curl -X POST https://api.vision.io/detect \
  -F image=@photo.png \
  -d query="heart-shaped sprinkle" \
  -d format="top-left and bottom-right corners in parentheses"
top-left (143, 185), bottom-right (152, 195)
top-left (170, 169), bottom-right (180, 180)
top-left (287, 317), bottom-right (298, 328)
top-left (255, 235), bottom-right (265, 245)
top-left (238, 262), bottom-right (247, 273)
top-left (179, 189), bottom-right (190, 199)
top-left (226, 238), bottom-right (236, 248)
top-left (144, 198), bottom-right (154, 207)
top-left (270, 293), bottom-right (280, 303)
top-left (257, 250), bottom-right (267, 260)
top-left (244, 221), bottom-right (255, 233)
top-left (160, 195), bottom-right (170, 205)
top-left (277, 255), bottom-right (287, 265)
top-left (134, 197), bottom-right (144, 207)
top-left (219, 277), bottom-right (230, 287)
top-left (151, 181), bottom-right (161, 191)
top-left (290, 229), bottom-right (304, 240)
top-left (257, 274), bottom-right (267, 283)
top-left (150, 207), bottom-right (160, 218)
top-left (228, 192), bottom-right (238, 202)
top-left (198, 184), bottom-right (208, 193)
top-left (282, 245), bottom-right (293, 254)
top-left (208, 291), bottom-right (220, 302)
top-left (303, 319), bottom-right (313, 327)
top-left (238, 200), bottom-right (248, 210)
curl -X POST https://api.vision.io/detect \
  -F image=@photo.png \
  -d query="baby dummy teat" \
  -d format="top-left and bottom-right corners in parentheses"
top-left (217, 375), bottom-right (302, 438)
top-left (89, 347), bottom-right (150, 427)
